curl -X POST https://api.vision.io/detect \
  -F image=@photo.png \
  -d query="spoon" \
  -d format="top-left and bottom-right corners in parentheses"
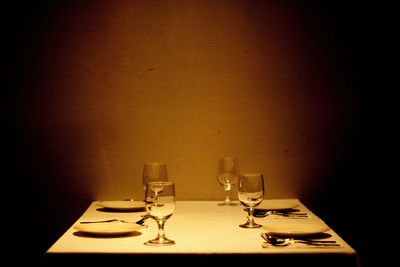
top-left (261, 234), bottom-right (339, 246)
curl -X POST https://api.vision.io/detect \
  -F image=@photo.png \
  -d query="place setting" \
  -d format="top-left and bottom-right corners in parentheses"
top-left (260, 221), bottom-right (340, 248)
top-left (236, 173), bottom-right (309, 229)
top-left (253, 199), bottom-right (309, 219)
top-left (235, 172), bottom-right (340, 249)
top-left (74, 161), bottom-right (177, 245)
top-left (74, 161), bottom-right (172, 237)
top-left (74, 212), bottom-right (149, 237)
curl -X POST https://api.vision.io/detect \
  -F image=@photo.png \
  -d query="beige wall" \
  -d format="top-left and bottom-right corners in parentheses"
top-left (14, 0), bottom-right (357, 202)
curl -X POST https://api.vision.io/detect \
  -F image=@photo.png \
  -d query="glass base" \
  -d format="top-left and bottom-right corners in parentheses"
top-left (239, 222), bottom-right (262, 228)
top-left (218, 201), bottom-right (239, 206)
top-left (144, 237), bottom-right (175, 246)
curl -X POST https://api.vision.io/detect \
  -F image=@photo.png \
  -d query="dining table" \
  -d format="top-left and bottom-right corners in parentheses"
top-left (40, 199), bottom-right (359, 267)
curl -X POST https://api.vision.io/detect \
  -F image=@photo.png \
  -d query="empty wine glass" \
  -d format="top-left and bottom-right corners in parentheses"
top-left (237, 173), bottom-right (264, 228)
top-left (216, 157), bottom-right (239, 206)
top-left (142, 162), bottom-right (168, 194)
top-left (144, 181), bottom-right (176, 246)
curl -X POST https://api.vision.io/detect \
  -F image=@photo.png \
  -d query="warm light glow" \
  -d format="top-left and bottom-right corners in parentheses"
top-left (18, 1), bottom-right (357, 201)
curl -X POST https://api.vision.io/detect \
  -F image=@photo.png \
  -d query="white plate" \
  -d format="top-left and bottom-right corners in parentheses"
top-left (97, 201), bottom-right (145, 211)
top-left (262, 222), bottom-right (330, 237)
top-left (255, 199), bottom-right (300, 211)
top-left (73, 222), bottom-right (142, 236)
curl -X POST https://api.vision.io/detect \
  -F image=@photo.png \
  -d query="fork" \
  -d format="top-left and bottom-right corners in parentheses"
top-left (253, 210), bottom-right (308, 218)
top-left (80, 215), bottom-right (149, 226)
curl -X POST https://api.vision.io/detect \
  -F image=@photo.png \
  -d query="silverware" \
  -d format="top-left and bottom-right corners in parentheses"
top-left (253, 210), bottom-right (308, 218)
top-left (261, 233), bottom-right (340, 247)
top-left (263, 233), bottom-right (337, 243)
top-left (80, 215), bottom-right (149, 226)
top-left (80, 219), bottom-right (126, 224)
top-left (135, 214), bottom-right (149, 226)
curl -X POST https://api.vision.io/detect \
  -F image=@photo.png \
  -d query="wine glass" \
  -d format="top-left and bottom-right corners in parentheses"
top-left (216, 157), bottom-right (239, 206)
top-left (237, 173), bottom-right (264, 228)
top-left (142, 162), bottom-right (168, 194)
top-left (144, 181), bottom-right (176, 246)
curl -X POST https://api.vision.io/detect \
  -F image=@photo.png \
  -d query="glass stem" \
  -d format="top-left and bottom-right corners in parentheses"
top-left (224, 190), bottom-right (231, 204)
top-left (156, 220), bottom-right (166, 239)
top-left (246, 207), bottom-right (256, 224)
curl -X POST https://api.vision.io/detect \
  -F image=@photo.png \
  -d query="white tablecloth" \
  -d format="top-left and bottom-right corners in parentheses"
top-left (41, 199), bottom-right (359, 266)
